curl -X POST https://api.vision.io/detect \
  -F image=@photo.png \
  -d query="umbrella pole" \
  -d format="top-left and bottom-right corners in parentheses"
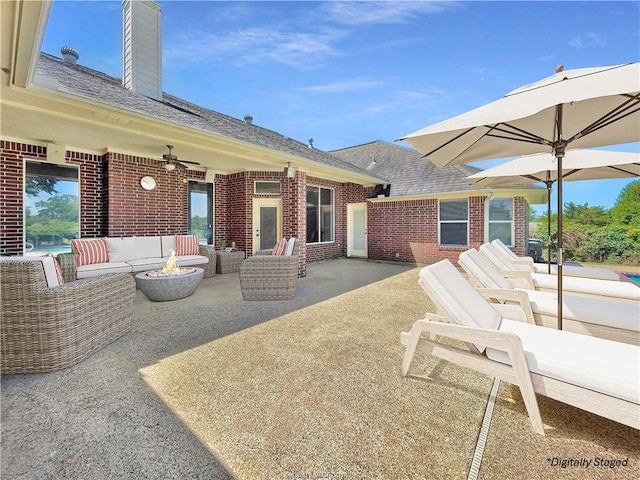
top-left (555, 141), bottom-right (566, 331)
top-left (545, 176), bottom-right (552, 274)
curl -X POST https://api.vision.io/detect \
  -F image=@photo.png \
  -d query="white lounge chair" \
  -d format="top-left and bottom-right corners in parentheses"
top-left (479, 242), bottom-right (639, 303)
top-left (459, 248), bottom-right (639, 345)
top-left (400, 259), bottom-right (640, 435)
top-left (491, 238), bottom-right (620, 281)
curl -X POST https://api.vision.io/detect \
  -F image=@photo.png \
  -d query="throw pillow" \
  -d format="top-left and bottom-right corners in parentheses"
top-left (272, 238), bottom-right (288, 256)
top-left (71, 238), bottom-right (109, 267)
top-left (44, 253), bottom-right (65, 285)
top-left (175, 235), bottom-right (200, 255)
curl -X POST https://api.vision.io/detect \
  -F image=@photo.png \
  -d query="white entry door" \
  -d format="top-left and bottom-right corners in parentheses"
top-left (252, 198), bottom-right (282, 254)
top-left (347, 203), bottom-right (367, 257)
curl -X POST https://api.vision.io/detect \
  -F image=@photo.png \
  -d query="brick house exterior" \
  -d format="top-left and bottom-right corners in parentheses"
top-left (1, 2), bottom-right (545, 273)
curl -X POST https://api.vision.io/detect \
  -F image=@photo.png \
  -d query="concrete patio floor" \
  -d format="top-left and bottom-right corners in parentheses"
top-left (1, 258), bottom-right (416, 479)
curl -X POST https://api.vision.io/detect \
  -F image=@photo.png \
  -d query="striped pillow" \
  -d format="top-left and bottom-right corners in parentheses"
top-left (175, 235), bottom-right (200, 255)
top-left (71, 238), bottom-right (109, 267)
top-left (272, 238), bottom-right (288, 256)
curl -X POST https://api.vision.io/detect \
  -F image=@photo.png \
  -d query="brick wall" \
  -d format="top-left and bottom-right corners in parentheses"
top-left (367, 196), bottom-right (487, 266)
top-left (0, 141), bottom-right (107, 255)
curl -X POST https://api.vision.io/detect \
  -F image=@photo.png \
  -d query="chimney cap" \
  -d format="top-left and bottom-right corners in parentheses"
top-left (61, 46), bottom-right (79, 65)
top-left (244, 114), bottom-right (253, 125)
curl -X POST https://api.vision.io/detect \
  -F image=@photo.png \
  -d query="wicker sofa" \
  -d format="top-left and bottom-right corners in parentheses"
top-left (239, 238), bottom-right (299, 300)
top-left (0, 256), bottom-right (136, 374)
top-left (57, 235), bottom-right (216, 282)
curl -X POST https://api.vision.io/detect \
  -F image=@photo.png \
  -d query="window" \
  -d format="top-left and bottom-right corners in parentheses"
top-left (188, 181), bottom-right (213, 244)
top-left (487, 198), bottom-right (514, 245)
top-left (439, 199), bottom-right (468, 246)
top-left (306, 186), bottom-right (334, 243)
top-left (254, 181), bottom-right (280, 194)
top-left (24, 161), bottom-right (79, 255)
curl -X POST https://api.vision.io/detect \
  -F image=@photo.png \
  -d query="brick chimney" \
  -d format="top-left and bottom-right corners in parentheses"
top-left (122, 0), bottom-right (163, 101)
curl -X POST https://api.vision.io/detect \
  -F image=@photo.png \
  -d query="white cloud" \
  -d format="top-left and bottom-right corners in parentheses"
top-left (300, 78), bottom-right (387, 93)
top-left (319, 1), bottom-right (459, 26)
top-left (568, 33), bottom-right (606, 49)
top-left (165, 26), bottom-right (346, 69)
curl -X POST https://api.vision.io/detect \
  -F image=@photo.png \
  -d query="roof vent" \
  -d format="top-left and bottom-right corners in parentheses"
top-left (244, 114), bottom-right (253, 125)
top-left (61, 46), bottom-right (79, 65)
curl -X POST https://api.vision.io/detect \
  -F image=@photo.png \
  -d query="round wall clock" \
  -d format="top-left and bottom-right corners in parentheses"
top-left (140, 176), bottom-right (157, 191)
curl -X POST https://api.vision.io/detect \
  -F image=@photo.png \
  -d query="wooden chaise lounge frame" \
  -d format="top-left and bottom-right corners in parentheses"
top-left (400, 260), bottom-right (639, 436)
top-left (458, 248), bottom-right (639, 346)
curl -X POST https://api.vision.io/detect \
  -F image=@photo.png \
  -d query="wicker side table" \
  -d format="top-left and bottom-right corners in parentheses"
top-left (216, 250), bottom-right (245, 274)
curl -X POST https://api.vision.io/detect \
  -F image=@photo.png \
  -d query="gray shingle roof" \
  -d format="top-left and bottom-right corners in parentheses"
top-left (330, 141), bottom-right (486, 196)
top-left (35, 53), bottom-right (385, 182)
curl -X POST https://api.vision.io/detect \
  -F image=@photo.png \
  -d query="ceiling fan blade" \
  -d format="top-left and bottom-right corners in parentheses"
top-left (179, 160), bottom-right (200, 166)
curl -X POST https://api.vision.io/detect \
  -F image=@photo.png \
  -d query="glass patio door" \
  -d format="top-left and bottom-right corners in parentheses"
top-left (252, 198), bottom-right (282, 253)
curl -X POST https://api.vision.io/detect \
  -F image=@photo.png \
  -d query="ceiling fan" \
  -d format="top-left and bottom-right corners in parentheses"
top-left (161, 145), bottom-right (200, 171)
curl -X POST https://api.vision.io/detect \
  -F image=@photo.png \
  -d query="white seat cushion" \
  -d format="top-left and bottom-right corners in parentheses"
top-left (76, 261), bottom-right (132, 278)
top-left (128, 255), bottom-right (208, 273)
top-left (522, 289), bottom-right (640, 331)
top-left (487, 319), bottom-right (640, 404)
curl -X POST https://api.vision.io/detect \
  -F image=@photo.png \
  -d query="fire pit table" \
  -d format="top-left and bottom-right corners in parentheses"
top-left (135, 267), bottom-right (204, 302)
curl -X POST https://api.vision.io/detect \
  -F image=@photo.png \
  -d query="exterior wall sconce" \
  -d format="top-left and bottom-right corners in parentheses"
top-left (284, 162), bottom-right (296, 178)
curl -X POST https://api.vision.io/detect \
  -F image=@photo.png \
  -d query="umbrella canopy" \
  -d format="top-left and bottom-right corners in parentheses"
top-left (398, 63), bottom-right (640, 329)
top-left (467, 149), bottom-right (640, 272)
top-left (467, 149), bottom-right (640, 188)
top-left (399, 63), bottom-right (640, 168)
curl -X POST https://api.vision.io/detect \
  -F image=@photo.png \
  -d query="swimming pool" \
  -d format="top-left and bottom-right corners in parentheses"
top-left (621, 273), bottom-right (640, 286)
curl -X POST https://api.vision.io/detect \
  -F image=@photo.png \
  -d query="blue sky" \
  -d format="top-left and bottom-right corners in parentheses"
top-left (41, 1), bottom-right (639, 215)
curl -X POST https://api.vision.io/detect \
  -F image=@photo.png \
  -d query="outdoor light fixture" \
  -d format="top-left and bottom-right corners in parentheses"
top-left (164, 162), bottom-right (177, 172)
top-left (284, 162), bottom-right (296, 178)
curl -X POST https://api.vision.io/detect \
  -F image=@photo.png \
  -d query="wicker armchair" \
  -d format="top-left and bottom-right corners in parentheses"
top-left (0, 257), bottom-right (136, 374)
top-left (239, 239), bottom-right (299, 300)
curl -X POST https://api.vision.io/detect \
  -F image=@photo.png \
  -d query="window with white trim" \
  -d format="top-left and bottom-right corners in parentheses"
top-left (254, 181), bottom-right (281, 194)
top-left (306, 186), bottom-right (334, 243)
top-left (439, 199), bottom-right (468, 246)
top-left (487, 198), bottom-right (514, 246)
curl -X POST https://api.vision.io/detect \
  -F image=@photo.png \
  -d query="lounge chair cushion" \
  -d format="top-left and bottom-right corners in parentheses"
top-left (523, 289), bottom-right (640, 332)
top-left (487, 319), bottom-right (640, 404)
top-left (492, 239), bottom-right (620, 281)
top-left (420, 260), bottom-right (501, 353)
top-left (530, 273), bottom-right (640, 301)
top-left (531, 263), bottom-right (620, 281)
top-left (460, 248), bottom-right (513, 290)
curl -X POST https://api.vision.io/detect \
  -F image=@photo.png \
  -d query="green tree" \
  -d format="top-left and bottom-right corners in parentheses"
top-left (25, 178), bottom-right (58, 197)
top-left (610, 180), bottom-right (640, 227)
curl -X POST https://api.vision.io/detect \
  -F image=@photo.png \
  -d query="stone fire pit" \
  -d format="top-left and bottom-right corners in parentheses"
top-left (135, 267), bottom-right (204, 302)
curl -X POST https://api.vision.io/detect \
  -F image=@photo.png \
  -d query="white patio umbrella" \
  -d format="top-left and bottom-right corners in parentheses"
top-left (398, 63), bottom-right (640, 327)
top-left (467, 148), bottom-right (640, 273)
